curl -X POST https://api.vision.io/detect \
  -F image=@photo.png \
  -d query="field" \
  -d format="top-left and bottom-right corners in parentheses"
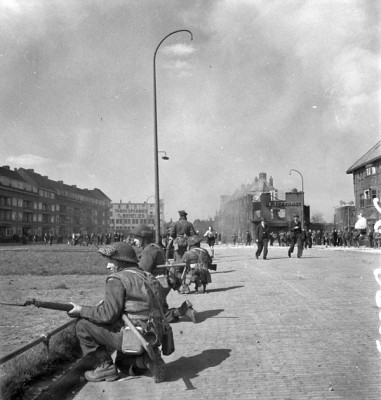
top-left (0, 244), bottom-right (109, 357)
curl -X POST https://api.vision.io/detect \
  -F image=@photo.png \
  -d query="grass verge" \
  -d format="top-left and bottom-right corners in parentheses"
top-left (0, 323), bottom-right (81, 400)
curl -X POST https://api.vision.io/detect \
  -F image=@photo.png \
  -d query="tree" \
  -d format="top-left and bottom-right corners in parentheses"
top-left (311, 212), bottom-right (325, 224)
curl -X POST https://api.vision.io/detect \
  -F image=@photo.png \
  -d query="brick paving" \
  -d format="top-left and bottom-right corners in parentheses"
top-left (66, 245), bottom-right (380, 400)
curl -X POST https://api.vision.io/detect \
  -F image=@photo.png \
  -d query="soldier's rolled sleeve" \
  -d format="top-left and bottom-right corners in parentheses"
top-left (79, 278), bottom-right (125, 324)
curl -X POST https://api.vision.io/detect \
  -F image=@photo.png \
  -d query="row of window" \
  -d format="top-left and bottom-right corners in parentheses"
top-left (0, 197), bottom-right (106, 217)
top-left (0, 176), bottom-right (38, 193)
top-left (0, 210), bottom-right (107, 225)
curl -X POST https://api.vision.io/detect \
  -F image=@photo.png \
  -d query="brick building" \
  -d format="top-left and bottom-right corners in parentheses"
top-left (333, 202), bottom-right (356, 231)
top-left (346, 140), bottom-right (381, 230)
top-left (0, 165), bottom-right (110, 241)
top-left (215, 172), bottom-right (310, 243)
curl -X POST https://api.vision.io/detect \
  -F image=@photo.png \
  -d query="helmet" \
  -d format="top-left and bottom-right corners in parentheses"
top-left (98, 242), bottom-right (138, 263)
top-left (130, 224), bottom-right (154, 239)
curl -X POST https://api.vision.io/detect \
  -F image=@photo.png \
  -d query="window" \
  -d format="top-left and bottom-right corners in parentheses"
top-left (366, 166), bottom-right (376, 176)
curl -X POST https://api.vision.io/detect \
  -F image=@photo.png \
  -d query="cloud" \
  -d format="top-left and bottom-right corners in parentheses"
top-left (6, 154), bottom-right (51, 167)
top-left (162, 43), bottom-right (195, 57)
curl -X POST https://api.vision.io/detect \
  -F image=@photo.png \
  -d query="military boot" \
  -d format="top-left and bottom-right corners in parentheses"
top-left (180, 284), bottom-right (190, 294)
top-left (84, 348), bottom-right (119, 382)
top-left (115, 351), bottom-right (135, 374)
top-left (135, 349), bottom-right (167, 383)
top-left (179, 300), bottom-right (198, 323)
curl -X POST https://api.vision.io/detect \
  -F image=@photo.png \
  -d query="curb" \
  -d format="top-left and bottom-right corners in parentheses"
top-left (31, 355), bottom-right (96, 400)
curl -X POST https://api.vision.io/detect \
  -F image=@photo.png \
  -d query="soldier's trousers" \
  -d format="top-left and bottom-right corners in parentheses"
top-left (75, 318), bottom-right (123, 357)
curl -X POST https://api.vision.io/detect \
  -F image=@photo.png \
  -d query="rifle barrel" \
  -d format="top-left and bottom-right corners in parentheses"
top-left (34, 300), bottom-right (74, 312)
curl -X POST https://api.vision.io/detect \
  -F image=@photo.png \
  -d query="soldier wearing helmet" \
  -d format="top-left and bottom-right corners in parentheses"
top-left (181, 235), bottom-right (212, 294)
top-left (130, 224), bottom-right (166, 273)
top-left (68, 242), bottom-right (168, 383)
top-left (131, 224), bottom-right (197, 323)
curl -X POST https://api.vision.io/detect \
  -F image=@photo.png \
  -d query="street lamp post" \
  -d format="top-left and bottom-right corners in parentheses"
top-left (153, 30), bottom-right (193, 244)
top-left (289, 169), bottom-right (304, 230)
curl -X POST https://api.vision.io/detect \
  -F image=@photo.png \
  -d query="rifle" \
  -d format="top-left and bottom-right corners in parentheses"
top-left (153, 262), bottom-right (217, 276)
top-left (0, 298), bottom-right (74, 311)
top-left (0, 299), bottom-right (158, 361)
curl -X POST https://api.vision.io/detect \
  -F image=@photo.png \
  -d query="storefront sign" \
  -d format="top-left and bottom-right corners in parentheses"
top-left (268, 201), bottom-right (302, 208)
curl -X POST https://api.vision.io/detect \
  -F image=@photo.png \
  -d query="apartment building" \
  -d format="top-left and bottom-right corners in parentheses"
top-left (0, 165), bottom-right (111, 240)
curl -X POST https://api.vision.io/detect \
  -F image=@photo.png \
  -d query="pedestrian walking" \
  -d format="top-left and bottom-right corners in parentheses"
top-left (204, 226), bottom-right (216, 257)
top-left (245, 230), bottom-right (252, 246)
top-left (255, 218), bottom-right (269, 260)
top-left (353, 230), bottom-right (360, 247)
top-left (288, 213), bottom-right (304, 258)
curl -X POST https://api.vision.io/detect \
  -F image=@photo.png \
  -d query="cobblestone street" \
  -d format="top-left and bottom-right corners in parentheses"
top-left (67, 245), bottom-right (380, 400)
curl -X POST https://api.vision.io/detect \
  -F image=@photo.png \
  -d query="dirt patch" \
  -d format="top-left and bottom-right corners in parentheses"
top-left (0, 274), bottom-right (106, 356)
top-left (0, 245), bottom-right (110, 357)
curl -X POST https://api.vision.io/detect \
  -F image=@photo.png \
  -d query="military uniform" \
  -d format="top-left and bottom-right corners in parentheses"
top-left (181, 243), bottom-right (212, 293)
top-left (131, 225), bottom-right (197, 323)
top-left (70, 243), bottom-right (168, 383)
top-left (136, 243), bottom-right (166, 274)
top-left (170, 210), bottom-right (196, 262)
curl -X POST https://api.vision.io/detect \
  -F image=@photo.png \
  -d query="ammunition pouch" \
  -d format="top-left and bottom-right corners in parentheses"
top-left (161, 323), bottom-right (175, 356)
top-left (174, 236), bottom-right (188, 250)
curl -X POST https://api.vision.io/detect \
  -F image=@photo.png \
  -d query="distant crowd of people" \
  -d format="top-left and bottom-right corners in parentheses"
top-left (231, 227), bottom-right (379, 249)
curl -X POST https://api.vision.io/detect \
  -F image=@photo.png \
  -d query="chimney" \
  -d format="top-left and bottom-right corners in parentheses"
top-left (2, 165), bottom-right (10, 170)
top-left (269, 176), bottom-right (273, 187)
top-left (27, 169), bottom-right (34, 173)
top-left (259, 172), bottom-right (267, 182)
top-left (71, 185), bottom-right (77, 188)
top-left (42, 176), bottom-right (48, 179)
top-left (58, 180), bottom-right (63, 184)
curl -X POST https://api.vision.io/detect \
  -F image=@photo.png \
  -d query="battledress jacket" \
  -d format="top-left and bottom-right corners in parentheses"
top-left (79, 265), bottom-right (165, 324)
top-left (181, 247), bottom-right (212, 267)
top-left (170, 218), bottom-right (196, 239)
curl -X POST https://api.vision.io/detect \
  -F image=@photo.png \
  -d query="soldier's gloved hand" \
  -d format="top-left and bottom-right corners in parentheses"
top-left (68, 302), bottom-right (83, 318)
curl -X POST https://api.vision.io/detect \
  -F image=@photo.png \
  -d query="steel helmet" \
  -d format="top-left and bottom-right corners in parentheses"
top-left (98, 242), bottom-right (138, 263)
top-left (131, 224), bottom-right (154, 239)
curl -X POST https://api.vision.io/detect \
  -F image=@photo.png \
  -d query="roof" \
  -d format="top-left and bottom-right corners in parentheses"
top-left (17, 168), bottom-right (111, 202)
top-left (0, 166), bottom-right (27, 182)
top-left (346, 140), bottom-right (381, 174)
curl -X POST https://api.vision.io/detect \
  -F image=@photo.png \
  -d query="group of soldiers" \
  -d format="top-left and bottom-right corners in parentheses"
top-left (68, 210), bottom-right (213, 384)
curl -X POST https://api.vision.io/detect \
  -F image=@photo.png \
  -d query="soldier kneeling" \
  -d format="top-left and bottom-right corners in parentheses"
top-left (181, 235), bottom-right (212, 294)
top-left (68, 242), bottom-right (172, 383)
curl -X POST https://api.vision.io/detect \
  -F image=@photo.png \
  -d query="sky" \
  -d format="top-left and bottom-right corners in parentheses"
top-left (0, 0), bottom-right (379, 223)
